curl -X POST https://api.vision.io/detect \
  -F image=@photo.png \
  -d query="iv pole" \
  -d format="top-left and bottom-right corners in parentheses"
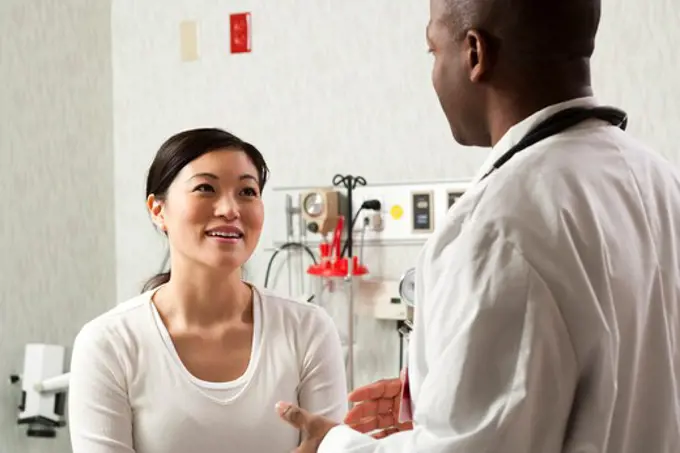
top-left (332, 174), bottom-right (366, 390)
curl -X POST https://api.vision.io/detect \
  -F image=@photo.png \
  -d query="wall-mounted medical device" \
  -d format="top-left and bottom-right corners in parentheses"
top-left (300, 188), bottom-right (347, 235)
top-left (267, 178), bottom-right (473, 389)
top-left (397, 268), bottom-right (416, 371)
top-left (269, 179), bottom-right (473, 249)
top-left (398, 267), bottom-right (416, 333)
top-left (366, 280), bottom-right (406, 321)
top-left (446, 189), bottom-right (464, 209)
top-left (9, 344), bottom-right (70, 437)
top-left (411, 191), bottom-right (434, 233)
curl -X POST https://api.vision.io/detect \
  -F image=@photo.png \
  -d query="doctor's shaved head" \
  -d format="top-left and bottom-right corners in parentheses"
top-left (427, 0), bottom-right (601, 147)
top-left (440, 0), bottom-right (601, 59)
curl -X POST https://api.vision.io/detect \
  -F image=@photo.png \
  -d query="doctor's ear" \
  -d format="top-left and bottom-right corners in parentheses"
top-left (146, 194), bottom-right (167, 232)
top-left (464, 29), bottom-right (494, 83)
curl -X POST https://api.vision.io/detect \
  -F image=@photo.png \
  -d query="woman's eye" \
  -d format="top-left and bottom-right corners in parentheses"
top-left (240, 187), bottom-right (259, 197)
top-left (194, 183), bottom-right (215, 193)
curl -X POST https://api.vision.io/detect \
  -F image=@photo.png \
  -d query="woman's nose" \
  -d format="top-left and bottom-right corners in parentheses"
top-left (215, 195), bottom-right (240, 219)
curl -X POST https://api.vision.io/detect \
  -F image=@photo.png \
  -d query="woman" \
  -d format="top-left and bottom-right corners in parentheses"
top-left (68, 128), bottom-right (348, 452)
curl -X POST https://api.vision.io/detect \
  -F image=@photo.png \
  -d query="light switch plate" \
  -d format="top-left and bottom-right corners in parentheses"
top-left (179, 20), bottom-right (199, 62)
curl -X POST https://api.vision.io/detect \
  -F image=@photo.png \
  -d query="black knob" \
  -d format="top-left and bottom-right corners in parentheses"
top-left (307, 222), bottom-right (319, 233)
top-left (9, 375), bottom-right (19, 384)
top-left (27, 426), bottom-right (57, 438)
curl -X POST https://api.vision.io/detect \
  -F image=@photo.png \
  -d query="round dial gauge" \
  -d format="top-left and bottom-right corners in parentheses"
top-left (303, 192), bottom-right (324, 217)
top-left (399, 267), bottom-right (416, 306)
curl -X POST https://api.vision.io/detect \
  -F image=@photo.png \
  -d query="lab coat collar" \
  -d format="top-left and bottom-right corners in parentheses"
top-left (472, 96), bottom-right (598, 183)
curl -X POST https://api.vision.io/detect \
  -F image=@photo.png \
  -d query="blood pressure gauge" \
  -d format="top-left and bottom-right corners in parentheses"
top-left (302, 192), bottom-right (325, 217)
top-left (399, 268), bottom-right (416, 307)
top-left (300, 189), bottom-right (342, 236)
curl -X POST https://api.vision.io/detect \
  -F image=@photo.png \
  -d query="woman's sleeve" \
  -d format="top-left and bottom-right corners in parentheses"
top-left (297, 307), bottom-right (349, 423)
top-left (68, 322), bottom-right (136, 453)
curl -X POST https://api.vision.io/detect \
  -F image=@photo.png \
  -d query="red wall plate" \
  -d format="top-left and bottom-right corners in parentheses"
top-left (230, 13), bottom-right (251, 54)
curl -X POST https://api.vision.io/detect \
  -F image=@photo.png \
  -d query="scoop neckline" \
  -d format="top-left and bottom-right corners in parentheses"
top-left (145, 283), bottom-right (265, 403)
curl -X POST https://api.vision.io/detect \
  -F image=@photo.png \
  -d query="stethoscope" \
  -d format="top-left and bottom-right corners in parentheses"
top-left (481, 106), bottom-right (628, 181)
top-left (397, 107), bottom-right (629, 327)
top-left (396, 107), bottom-right (629, 327)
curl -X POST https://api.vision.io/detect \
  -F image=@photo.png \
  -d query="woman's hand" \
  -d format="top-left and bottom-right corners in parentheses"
top-left (276, 402), bottom-right (337, 453)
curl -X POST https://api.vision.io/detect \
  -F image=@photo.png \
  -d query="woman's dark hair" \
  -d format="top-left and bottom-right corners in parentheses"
top-left (141, 128), bottom-right (269, 293)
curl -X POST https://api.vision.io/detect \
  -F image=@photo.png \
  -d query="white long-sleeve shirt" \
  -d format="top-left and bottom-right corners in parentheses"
top-left (68, 286), bottom-right (348, 453)
top-left (320, 97), bottom-right (680, 453)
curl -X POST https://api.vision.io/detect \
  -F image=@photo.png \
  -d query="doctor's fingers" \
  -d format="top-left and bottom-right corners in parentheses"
top-left (372, 422), bottom-right (414, 439)
top-left (344, 398), bottom-right (394, 424)
top-left (348, 378), bottom-right (402, 403)
top-left (347, 412), bottom-right (399, 433)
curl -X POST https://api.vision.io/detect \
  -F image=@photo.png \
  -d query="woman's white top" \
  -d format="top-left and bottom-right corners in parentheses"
top-left (68, 286), bottom-right (348, 453)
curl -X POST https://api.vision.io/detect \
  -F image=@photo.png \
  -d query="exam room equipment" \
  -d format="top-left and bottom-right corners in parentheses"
top-left (267, 174), bottom-right (377, 389)
top-left (263, 176), bottom-right (472, 386)
top-left (9, 343), bottom-right (70, 438)
top-left (397, 267), bottom-right (416, 370)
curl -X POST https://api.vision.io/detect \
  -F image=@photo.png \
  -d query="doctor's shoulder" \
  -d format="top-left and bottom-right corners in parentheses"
top-left (450, 157), bottom-right (584, 259)
top-left (478, 140), bottom-right (603, 213)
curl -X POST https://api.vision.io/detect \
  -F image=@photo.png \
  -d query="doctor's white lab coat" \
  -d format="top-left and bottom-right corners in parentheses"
top-left (319, 97), bottom-right (680, 453)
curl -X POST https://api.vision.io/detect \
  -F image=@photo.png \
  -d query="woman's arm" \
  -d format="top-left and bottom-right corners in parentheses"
top-left (68, 322), bottom-right (136, 453)
top-left (297, 307), bottom-right (348, 423)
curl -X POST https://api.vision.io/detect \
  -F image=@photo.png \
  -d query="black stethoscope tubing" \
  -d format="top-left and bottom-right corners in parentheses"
top-left (481, 106), bottom-right (628, 181)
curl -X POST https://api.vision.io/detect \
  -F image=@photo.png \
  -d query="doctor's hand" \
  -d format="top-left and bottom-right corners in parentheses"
top-left (276, 401), bottom-right (338, 453)
top-left (344, 378), bottom-right (413, 438)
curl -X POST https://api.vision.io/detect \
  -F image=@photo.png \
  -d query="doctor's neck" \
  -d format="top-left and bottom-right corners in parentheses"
top-left (488, 60), bottom-right (594, 146)
top-left (158, 258), bottom-right (251, 327)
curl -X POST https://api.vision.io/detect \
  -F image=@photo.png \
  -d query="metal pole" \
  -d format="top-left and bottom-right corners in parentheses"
top-left (346, 260), bottom-right (354, 391)
top-left (285, 194), bottom-right (294, 295)
top-left (298, 204), bottom-right (307, 295)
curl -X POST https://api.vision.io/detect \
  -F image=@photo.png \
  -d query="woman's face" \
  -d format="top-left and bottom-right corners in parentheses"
top-left (148, 149), bottom-right (264, 272)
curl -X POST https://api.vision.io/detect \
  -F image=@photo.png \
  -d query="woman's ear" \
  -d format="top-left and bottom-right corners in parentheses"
top-left (147, 194), bottom-right (166, 232)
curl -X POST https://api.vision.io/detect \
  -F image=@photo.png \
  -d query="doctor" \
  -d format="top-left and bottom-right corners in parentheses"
top-left (277, 0), bottom-right (680, 452)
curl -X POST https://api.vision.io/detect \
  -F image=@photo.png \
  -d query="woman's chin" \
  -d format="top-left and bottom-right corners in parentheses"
top-left (205, 254), bottom-right (247, 272)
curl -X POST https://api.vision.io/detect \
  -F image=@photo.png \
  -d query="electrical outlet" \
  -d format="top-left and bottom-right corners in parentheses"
top-left (355, 195), bottom-right (383, 231)
top-left (369, 212), bottom-right (384, 232)
top-left (354, 197), bottom-right (369, 231)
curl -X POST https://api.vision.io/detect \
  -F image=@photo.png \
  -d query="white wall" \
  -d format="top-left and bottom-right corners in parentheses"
top-left (112, 0), bottom-right (680, 388)
top-left (111, 0), bottom-right (491, 297)
top-left (0, 1), bottom-right (115, 452)
top-left (590, 0), bottom-right (680, 154)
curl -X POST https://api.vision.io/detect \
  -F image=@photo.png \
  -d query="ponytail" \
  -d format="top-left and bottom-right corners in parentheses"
top-left (142, 271), bottom-right (171, 293)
